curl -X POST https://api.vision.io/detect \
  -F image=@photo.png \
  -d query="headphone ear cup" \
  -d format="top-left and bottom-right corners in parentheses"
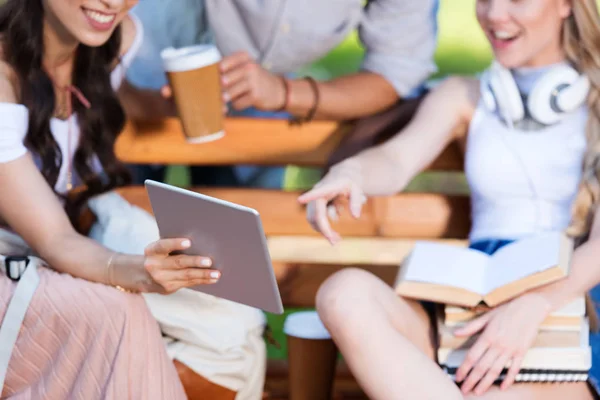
top-left (527, 65), bottom-right (582, 125)
top-left (480, 70), bottom-right (498, 113)
top-left (488, 62), bottom-right (525, 123)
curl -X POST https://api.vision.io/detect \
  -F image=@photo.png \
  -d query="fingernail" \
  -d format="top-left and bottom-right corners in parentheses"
top-left (200, 258), bottom-right (212, 267)
top-left (181, 240), bottom-right (191, 247)
top-left (210, 271), bottom-right (220, 279)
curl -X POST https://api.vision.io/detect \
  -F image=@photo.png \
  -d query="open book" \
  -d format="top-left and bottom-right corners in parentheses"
top-left (395, 231), bottom-right (573, 307)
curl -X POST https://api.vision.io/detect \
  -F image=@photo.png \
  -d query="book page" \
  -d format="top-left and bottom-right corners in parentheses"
top-left (485, 232), bottom-right (563, 293)
top-left (403, 242), bottom-right (490, 295)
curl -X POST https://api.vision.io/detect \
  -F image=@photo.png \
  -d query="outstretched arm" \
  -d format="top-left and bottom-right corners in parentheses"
top-left (298, 77), bottom-right (479, 243)
top-left (0, 153), bottom-right (219, 293)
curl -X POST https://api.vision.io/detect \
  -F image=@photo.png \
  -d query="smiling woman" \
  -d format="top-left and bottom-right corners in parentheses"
top-left (0, 0), bottom-right (218, 398)
top-left (299, 0), bottom-right (600, 399)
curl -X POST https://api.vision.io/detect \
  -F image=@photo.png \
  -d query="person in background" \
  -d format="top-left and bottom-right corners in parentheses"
top-left (121, 0), bottom-right (439, 187)
top-left (117, 1), bottom-right (439, 398)
top-left (0, 0), bottom-right (222, 398)
top-left (299, 0), bottom-right (600, 398)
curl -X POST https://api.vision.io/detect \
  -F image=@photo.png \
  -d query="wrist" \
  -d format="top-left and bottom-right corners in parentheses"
top-left (526, 291), bottom-right (557, 316)
top-left (286, 78), bottom-right (320, 118)
top-left (532, 278), bottom-right (580, 313)
top-left (108, 253), bottom-right (151, 293)
top-left (328, 158), bottom-right (365, 191)
top-left (274, 76), bottom-right (290, 112)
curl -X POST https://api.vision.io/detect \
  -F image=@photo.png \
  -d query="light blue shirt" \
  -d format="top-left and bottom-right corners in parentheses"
top-left (127, 0), bottom-right (439, 96)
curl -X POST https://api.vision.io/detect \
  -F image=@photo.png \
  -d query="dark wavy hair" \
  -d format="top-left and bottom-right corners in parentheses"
top-left (0, 0), bottom-right (131, 228)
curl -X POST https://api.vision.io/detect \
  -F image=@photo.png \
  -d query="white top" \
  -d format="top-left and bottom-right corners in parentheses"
top-left (0, 14), bottom-right (143, 194)
top-left (465, 65), bottom-right (588, 242)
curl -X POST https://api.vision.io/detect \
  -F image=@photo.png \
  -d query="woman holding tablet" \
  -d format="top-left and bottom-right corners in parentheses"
top-left (0, 0), bottom-right (218, 397)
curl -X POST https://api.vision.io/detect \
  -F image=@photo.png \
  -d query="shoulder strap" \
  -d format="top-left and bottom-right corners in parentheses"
top-left (0, 257), bottom-right (42, 394)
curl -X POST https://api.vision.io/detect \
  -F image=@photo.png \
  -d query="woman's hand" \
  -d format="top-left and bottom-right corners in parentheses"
top-left (220, 51), bottom-right (286, 111)
top-left (134, 238), bottom-right (220, 294)
top-left (453, 293), bottom-right (553, 396)
top-left (297, 175), bottom-right (366, 245)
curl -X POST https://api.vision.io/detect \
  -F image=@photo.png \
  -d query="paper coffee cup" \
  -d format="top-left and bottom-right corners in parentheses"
top-left (161, 45), bottom-right (225, 144)
top-left (284, 311), bottom-right (338, 400)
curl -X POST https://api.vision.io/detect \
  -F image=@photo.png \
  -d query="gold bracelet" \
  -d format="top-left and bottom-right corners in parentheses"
top-left (106, 252), bottom-right (117, 286)
top-left (115, 285), bottom-right (135, 293)
top-left (106, 252), bottom-right (137, 293)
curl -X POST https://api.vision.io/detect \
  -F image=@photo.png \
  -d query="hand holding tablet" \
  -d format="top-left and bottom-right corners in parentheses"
top-left (145, 180), bottom-right (284, 314)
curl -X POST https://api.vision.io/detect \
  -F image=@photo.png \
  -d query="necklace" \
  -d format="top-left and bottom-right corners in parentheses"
top-left (44, 63), bottom-right (91, 192)
top-left (56, 85), bottom-right (91, 191)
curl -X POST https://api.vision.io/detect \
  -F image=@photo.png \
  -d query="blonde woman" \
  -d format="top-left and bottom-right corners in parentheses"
top-left (299, 0), bottom-right (600, 398)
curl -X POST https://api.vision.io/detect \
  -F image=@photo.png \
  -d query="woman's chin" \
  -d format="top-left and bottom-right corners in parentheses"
top-left (76, 31), bottom-right (116, 48)
top-left (492, 53), bottom-right (526, 70)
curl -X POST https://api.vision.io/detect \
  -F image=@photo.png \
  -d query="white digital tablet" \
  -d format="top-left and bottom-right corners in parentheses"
top-left (145, 180), bottom-right (284, 314)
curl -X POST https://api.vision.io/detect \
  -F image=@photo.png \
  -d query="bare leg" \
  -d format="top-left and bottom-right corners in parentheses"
top-left (316, 268), bottom-right (596, 400)
top-left (316, 268), bottom-right (463, 400)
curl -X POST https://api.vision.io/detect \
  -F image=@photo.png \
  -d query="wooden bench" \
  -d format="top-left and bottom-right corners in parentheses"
top-left (115, 116), bottom-right (469, 399)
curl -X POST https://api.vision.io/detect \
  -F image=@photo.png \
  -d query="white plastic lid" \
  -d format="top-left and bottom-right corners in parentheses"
top-left (283, 311), bottom-right (331, 340)
top-left (161, 45), bottom-right (222, 72)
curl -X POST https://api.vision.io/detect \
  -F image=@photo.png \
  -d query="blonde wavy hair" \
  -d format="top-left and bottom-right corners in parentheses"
top-left (565, 0), bottom-right (600, 239)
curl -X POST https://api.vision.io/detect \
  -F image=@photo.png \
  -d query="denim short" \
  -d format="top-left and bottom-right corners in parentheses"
top-left (470, 238), bottom-right (600, 397)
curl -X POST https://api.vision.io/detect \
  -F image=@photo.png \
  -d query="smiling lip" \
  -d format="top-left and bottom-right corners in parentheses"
top-left (488, 30), bottom-right (521, 51)
top-left (82, 7), bottom-right (116, 31)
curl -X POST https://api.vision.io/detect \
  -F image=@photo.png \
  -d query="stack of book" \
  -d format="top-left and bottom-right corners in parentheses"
top-left (394, 231), bottom-right (592, 383)
top-left (439, 298), bottom-right (590, 383)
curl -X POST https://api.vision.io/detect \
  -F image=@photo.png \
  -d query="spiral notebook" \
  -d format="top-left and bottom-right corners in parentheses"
top-left (441, 367), bottom-right (589, 383)
top-left (438, 319), bottom-right (591, 383)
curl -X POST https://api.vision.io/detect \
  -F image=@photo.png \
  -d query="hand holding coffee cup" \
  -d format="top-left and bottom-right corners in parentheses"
top-left (161, 50), bottom-right (287, 114)
top-left (161, 45), bottom-right (225, 143)
top-left (220, 51), bottom-right (288, 111)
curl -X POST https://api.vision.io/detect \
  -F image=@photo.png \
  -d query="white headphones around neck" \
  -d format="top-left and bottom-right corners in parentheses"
top-left (480, 61), bottom-right (590, 126)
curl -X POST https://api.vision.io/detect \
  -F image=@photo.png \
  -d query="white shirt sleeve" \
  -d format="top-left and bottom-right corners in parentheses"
top-left (0, 104), bottom-right (29, 163)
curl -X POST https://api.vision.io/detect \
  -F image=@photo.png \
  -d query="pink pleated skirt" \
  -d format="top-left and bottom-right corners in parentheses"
top-left (0, 266), bottom-right (186, 399)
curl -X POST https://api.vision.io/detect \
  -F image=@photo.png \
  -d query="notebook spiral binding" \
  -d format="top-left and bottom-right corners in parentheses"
top-left (441, 366), bottom-right (589, 383)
